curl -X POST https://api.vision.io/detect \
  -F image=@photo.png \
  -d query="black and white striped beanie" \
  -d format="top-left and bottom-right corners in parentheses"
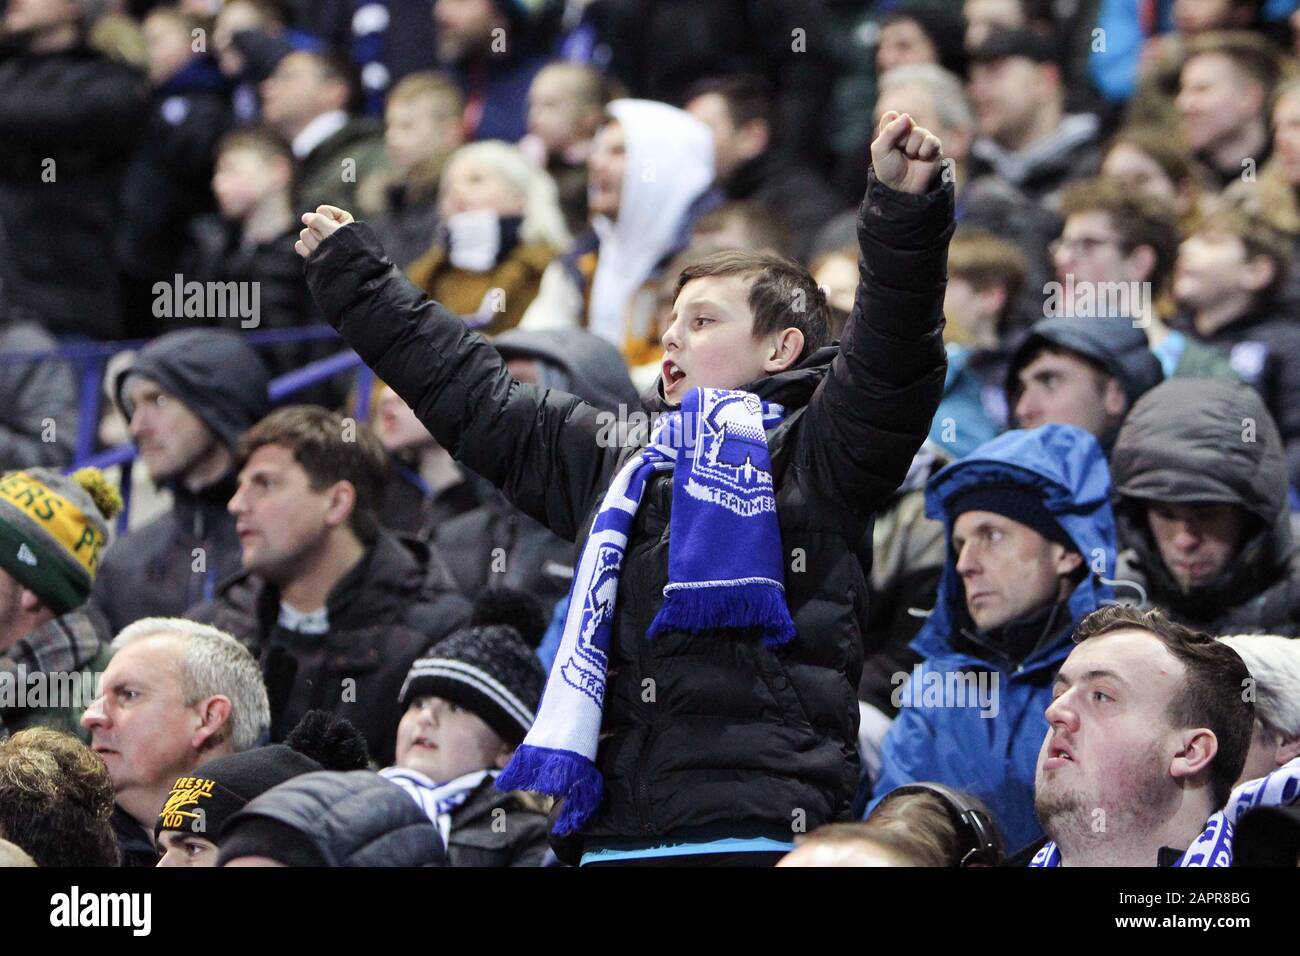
top-left (398, 625), bottom-right (546, 747)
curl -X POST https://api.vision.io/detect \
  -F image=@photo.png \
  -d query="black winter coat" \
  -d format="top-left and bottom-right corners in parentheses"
top-left (187, 531), bottom-right (471, 763)
top-left (304, 170), bottom-right (953, 858)
top-left (222, 770), bottom-right (446, 866)
top-left (0, 42), bottom-right (147, 338)
top-left (115, 57), bottom-right (230, 285)
top-left (447, 777), bottom-right (550, 867)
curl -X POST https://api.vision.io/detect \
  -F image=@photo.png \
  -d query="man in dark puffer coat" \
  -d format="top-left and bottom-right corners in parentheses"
top-left (298, 112), bottom-right (953, 864)
top-left (0, 0), bottom-right (147, 339)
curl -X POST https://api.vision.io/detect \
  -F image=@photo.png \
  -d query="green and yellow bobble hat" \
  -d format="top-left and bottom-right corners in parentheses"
top-left (0, 468), bottom-right (122, 615)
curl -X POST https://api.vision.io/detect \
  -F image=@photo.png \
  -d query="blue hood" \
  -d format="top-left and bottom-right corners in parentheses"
top-left (913, 424), bottom-right (1117, 672)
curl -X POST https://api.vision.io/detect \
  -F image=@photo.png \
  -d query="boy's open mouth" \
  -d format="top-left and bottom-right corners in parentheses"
top-left (662, 359), bottom-right (686, 395)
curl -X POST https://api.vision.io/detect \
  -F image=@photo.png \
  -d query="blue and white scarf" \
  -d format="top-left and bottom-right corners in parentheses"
top-left (496, 388), bottom-right (796, 834)
top-left (380, 767), bottom-right (494, 848)
top-left (1030, 756), bottom-right (1300, 867)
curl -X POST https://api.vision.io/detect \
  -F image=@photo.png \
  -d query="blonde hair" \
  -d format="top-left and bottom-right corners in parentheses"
top-left (442, 140), bottom-right (571, 250)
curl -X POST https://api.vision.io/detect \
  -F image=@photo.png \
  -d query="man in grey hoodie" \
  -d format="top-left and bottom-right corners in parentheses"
top-left (90, 330), bottom-right (269, 633)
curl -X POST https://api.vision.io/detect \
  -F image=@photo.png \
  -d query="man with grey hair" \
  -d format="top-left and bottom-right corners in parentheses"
top-left (1218, 635), bottom-right (1300, 785)
top-left (81, 617), bottom-right (270, 866)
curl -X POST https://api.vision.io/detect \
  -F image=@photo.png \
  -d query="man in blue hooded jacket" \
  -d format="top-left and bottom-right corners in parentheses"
top-left (871, 424), bottom-right (1116, 850)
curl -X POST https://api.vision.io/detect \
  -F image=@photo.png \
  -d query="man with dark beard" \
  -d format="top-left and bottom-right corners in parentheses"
top-left (1015, 605), bottom-right (1254, 866)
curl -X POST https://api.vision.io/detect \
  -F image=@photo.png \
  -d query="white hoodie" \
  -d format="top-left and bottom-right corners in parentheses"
top-left (521, 99), bottom-right (716, 350)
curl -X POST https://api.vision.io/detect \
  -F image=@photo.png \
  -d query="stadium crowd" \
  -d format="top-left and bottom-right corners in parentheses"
top-left (2, 0), bottom-right (1300, 869)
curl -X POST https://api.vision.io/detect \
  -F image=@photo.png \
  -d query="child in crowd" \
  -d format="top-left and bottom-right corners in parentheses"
top-left (297, 111), bottom-right (953, 866)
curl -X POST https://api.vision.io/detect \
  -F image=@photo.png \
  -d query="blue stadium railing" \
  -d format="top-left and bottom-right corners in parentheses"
top-left (0, 325), bottom-right (373, 532)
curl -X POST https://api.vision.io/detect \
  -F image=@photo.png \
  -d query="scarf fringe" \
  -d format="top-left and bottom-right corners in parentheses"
top-left (647, 582), bottom-right (797, 648)
top-left (496, 744), bottom-right (604, 835)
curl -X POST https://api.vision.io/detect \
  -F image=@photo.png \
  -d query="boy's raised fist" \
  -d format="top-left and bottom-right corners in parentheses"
top-left (870, 111), bottom-right (944, 196)
top-left (296, 205), bottom-right (355, 258)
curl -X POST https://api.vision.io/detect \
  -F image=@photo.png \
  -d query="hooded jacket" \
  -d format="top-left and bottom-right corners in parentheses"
top-left (90, 331), bottom-right (271, 634)
top-left (874, 425), bottom-right (1117, 850)
top-left (519, 99), bottom-right (722, 362)
top-left (187, 531), bottom-right (471, 763)
top-left (217, 770), bottom-right (445, 866)
top-left (1111, 378), bottom-right (1300, 635)
top-left (304, 168), bottom-right (952, 860)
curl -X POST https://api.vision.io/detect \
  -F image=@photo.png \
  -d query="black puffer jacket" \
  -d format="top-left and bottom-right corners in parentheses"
top-left (188, 532), bottom-right (471, 763)
top-left (1111, 378), bottom-right (1300, 635)
top-left (304, 169), bottom-right (952, 858)
top-left (0, 42), bottom-right (147, 338)
top-left (220, 770), bottom-right (445, 866)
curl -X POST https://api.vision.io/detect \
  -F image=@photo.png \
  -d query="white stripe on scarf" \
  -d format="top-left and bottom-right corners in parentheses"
top-left (380, 767), bottom-right (494, 849)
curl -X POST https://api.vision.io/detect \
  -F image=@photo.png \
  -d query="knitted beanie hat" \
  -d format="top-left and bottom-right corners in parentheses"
top-left (946, 483), bottom-right (1076, 552)
top-left (0, 468), bottom-right (121, 615)
top-left (398, 624), bottom-right (546, 747)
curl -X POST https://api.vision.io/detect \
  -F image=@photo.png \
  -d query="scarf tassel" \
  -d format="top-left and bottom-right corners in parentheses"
top-left (496, 744), bottom-right (605, 835)
top-left (648, 582), bottom-right (797, 648)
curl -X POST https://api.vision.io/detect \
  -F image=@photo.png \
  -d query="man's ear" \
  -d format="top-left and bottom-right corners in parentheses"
top-left (763, 327), bottom-right (805, 375)
top-left (1169, 727), bottom-right (1218, 781)
top-left (1275, 731), bottom-right (1300, 767)
top-left (737, 118), bottom-right (771, 162)
top-left (192, 696), bottom-right (234, 752)
top-left (323, 480), bottom-right (358, 530)
top-left (1241, 253), bottom-right (1277, 295)
top-left (18, 589), bottom-right (45, 615)
top-left (1052, 544), bottom-right (1083, 578)
top-left (975, 284), bottom-right (1007, 324)
top-left (1126, 244), bottom-right (1157, 284)
top-left (1102, 376), bottom-right (1127, 422)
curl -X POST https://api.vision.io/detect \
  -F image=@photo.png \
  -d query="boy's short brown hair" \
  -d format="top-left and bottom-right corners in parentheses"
top-left (237, 405), bottom-right (390, 543)
top-left (1182, 30), bottom-right (1284, 97)
top-left (1059, 177), bottom-right (1181, 291)
top-left (216, 126), bottom-right (295, 190)
top-left (534, 61), bottom-right (614, 111)
top-left (946, 228), bottom-right (1028, 325)
top-left (675, 250), bottom-right (832, 364)
top-left (387, 70), bottom-right (465, 120)
top-left (1188, 206), bottom-right (1293, 304)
